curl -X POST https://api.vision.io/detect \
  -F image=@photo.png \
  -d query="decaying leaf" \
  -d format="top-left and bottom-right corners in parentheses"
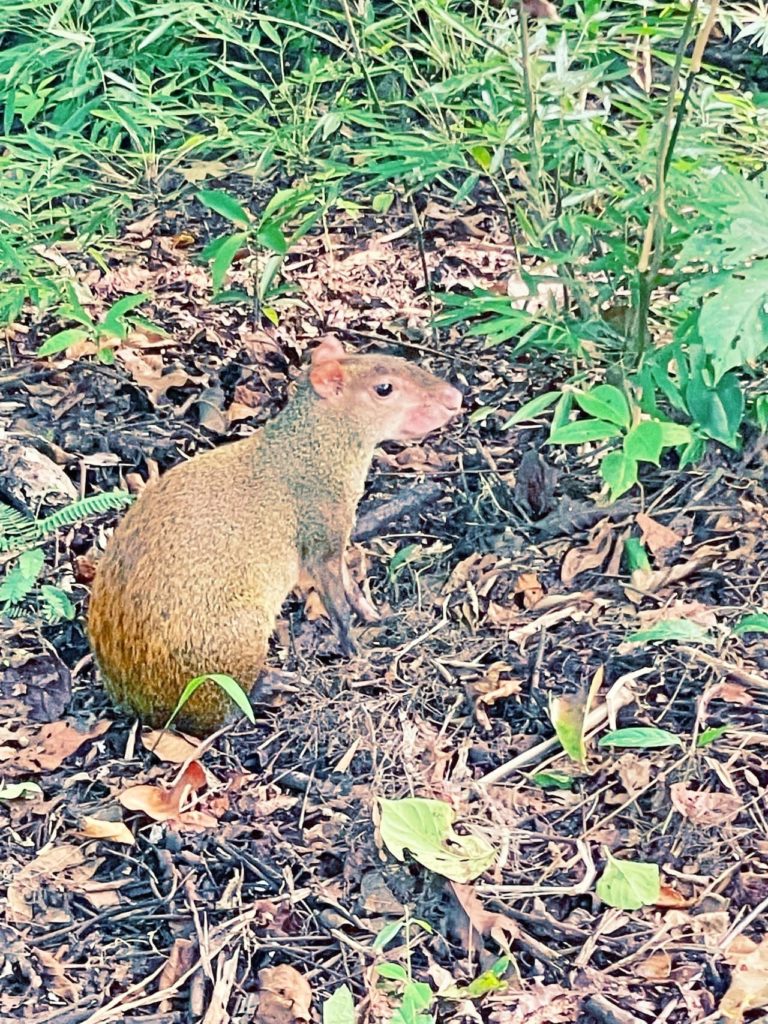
top-left (119, 761), bottom-right (219, 831)
top-left (720, 933), bottom-right (768, 1023)
top-left (258, 964), bottom-right (313, 1024)
top-left (670, 783), bottom-right (744, 827)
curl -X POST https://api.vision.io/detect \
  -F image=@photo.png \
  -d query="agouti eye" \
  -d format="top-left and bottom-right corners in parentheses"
top-left (374, 382), bottom-right (393, 397)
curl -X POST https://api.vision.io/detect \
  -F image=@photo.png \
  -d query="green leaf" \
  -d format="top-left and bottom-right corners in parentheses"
top-left (623, 421), bottom-right (663, 465)
top-left (531, 771), bottom-right (574, 790)
top-left (372, 921), bottom-right (405, 952)
top-left (656, 421), bottom-right (693, 448)
top-left (628, 619), bottom-right (713, 645)
top-left (623, 538), bottom-right (650, 573)
top-left (387, 543), bottom-right (421, 582)
top-left (685, 372), bottom-right (744, 447)
top-left (732, 613), bottom-right (768, 636)
top-left (211, 232), bottom-right (247, 292)
top-left (573, 385), bottom-right (630, 428)
top-left (550, 693), bottom-right (586, 764)
top-left (323, 985), bottom-right (355, 1024)
top-left (697, 726), bottom-right (728, 748)
top-left (164, 673), bottom-right (255, 730)
top-left (257, 222), bottom-right (288, 254)
top-left (549, 420), bottom-right (623, 445)
top-left (698, 262), bottom-right (768, 382)
top-left (596, 854), bottom-right (660, 910)
top-left (198, 189), bottom-right (250, 227)
top-left (37, 328), bottom-right (91, 357)
top-left (378, 797), bottom-right (496, 882)
top-left (598, 727), bottom-right (681, 749)
top-left (600, 451), bottom-right (638, 500)
top-left (372, 192), bottom-right (394, 214)
top-left (0, 781), bottom-right (43, 801)
top-left (503, 391), bottom-right (560, 428)
top-left (39, 585), bottom-right (76, 623)
top-left (0, 547), bottom-right (45, 604)
top-left (377, 963), bottom-right (409, 981)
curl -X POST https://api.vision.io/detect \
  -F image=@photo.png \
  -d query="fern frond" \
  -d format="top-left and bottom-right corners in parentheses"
top-left (37, 490), bottom-right (133, 535)
top-left (0, 505), bottom-right (38, 552)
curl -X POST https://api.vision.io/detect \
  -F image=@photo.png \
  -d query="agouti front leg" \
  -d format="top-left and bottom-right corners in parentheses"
top-left (342, 559), bottom-right (380, 623)
top-left (311, 553), bottom-right (357, 656)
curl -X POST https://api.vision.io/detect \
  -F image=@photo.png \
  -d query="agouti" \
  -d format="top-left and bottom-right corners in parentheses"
top-left (88, 338), bottom-right (462, 736)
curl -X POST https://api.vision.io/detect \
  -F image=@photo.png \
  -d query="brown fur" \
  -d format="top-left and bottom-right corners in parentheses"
top-left (88, 342), bottom-right (461, 735)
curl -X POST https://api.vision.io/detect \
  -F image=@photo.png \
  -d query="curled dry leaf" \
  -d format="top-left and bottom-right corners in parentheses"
top-left (560, 520), bottom-right (616, 586)
top-left (636, 950), bottom-right (672, 980)
top-left (79, 816), bottom-right (135, 846)
top-left (14, 720), bottom-right (111, 773)
top-left (141, 728), bottom-right (203, 764)
top-left (720, 933), bottom-right (768, 1023)
top-left (119, 761), bottom-right (218, 831)
top-left (450, 881), bottom-right (518, 953)
top-left (513, 572), bottom-right (544, 609)
top-left (636, 512), bottom-right (683, 563)
top-left (670, 783), bottom-right (744, 827)
top-left (257, 964), bottom-right (313, 1024)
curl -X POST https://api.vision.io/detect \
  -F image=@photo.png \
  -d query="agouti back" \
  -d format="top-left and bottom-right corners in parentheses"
top-left (88, 338), bottom-right (462, 736)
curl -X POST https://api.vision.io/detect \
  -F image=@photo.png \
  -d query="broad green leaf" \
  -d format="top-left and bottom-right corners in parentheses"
top-left (0, 781), bottom-right (43, 801)
top-left (600, 451), bottom-right (638, 499)
top-left (698, 262), bottom-right (768, 382)
top-left (378, 797), bottom-right (495, 882)
top-left (596, 854), bottom-right (660, 910)
top-left (372, 192), bottom-right (394, 214)
top-left (598, 727), bottom-right (681, 749)
top-left (550, 693), bottom-right (586, 764)
top-left (732, 613), bottom-right (768, 636)
top-left (37, 328), bottom-right (91, 357)
top-left (198, 189), bottom-right (250, 227)
top-left (503, 390), bottom-right (560, 428)
top-left (377, 963), bottom-right (408, 981)
top-left (697, 726), bottom-right (728, 748)
top-left (628, 619), bottom-right (713, 645)
top-left (257, 222), bottom-right (288, 254)
top-left (623, 538), bottom-right (650, 573)
top-left (656, 421), bottom-right (693, 448)
top-left (685, 372), bottom-right (744, 447)
top-left (623, 421), bottom-right (663, 465)
top-left (549, 420), bottom-right (623, 445)
top-left (573, 384), bottom-right (630, 428)
top-left (387, 543), bottom-right (421, 581)
top-left (443, 959), bottom-right (509, 999)
top-left (323, 985), bottom-right (355, 1024)
top-left (531, 771), bottom-right (574, 790)
top-left (211, 232), bottom-right (247, 292)
top-left (39, 585), bottom-right (76, 623)
top-left (164, 673), bottom-right (255, 730)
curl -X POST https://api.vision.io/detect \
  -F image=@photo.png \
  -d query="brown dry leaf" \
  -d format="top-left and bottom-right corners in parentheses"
top-left (141, 729), bottom-right (203, 764)
top-left (450, 881), bottom-right (519, 953)
top-left (179, 159), bottom-right (231, 183)
top-left (30, 947), bottom-right (79, 1003)
top-left (636, 512), bottom-right (682, 563)
top-left (560, 520), bottom-right (615, 586)
top-left (523, 0), bottom-right (559, 17)
top-left (158, 937), bottom-right (197, 994)
top-left (79, 816), bottom-right (135, 846)
top-left (720, 933), bottom-right (768, 1023)
top-left (257, 964), bottom-right (313, 1024)
top-left (636, 951), bottom-right (672, 980)
top-left (513, 572), bottom-right (544, 609)
top-left (635, 600), bottom-right (719, 632)
top-left (117, 348), bottom-right (189, 406)
top-left (706, 681), bottom-right (754, 705)
top-left (656, 884), bottom-right (690, 908)
top-left (119, 761), bottom-right (218, 831)
top-left (625, 545), bottom-right (725, 602)
top-left (670, 783), bottom-right (744, 827)
top-left (7, 844), bottom-right (89, 923)
top-left (15, 720), bottom-right (111, 772)
top-left (616, 753), bottom-right (651, 798)
top-left (488, 980), bottom-right (580, 1024)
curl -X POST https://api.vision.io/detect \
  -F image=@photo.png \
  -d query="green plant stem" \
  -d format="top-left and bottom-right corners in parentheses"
top-left (338, 0), bottom-right (383, 114)
top-left (518, 0), bottom-right (544, 231)
top-left (631, 0), bottom-right (699, 363)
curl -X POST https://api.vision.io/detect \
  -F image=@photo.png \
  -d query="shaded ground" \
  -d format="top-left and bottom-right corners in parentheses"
top-left (1, 188), bottom-right (767, 1024)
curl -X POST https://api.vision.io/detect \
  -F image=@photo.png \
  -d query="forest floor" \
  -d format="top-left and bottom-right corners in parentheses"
top-left (1, 184), bottom-right (768, 1024)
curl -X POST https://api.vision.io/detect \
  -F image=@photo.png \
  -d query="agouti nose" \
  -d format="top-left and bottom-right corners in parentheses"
top-left (439, 384), bottom-right (463, 413)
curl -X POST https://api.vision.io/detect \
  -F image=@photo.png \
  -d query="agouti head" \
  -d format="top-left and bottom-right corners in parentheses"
top-left (307, 337), bottom-right (462, 441)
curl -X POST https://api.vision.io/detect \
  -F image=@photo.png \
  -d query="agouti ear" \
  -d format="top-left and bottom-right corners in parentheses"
top-left (311, 337), bottom-right (347, 365)
top-left (309, 358), bottom-right (346, 398)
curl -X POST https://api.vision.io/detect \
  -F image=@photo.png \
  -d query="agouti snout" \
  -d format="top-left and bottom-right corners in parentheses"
top-left (88, 338), bottom-right (462, 736)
